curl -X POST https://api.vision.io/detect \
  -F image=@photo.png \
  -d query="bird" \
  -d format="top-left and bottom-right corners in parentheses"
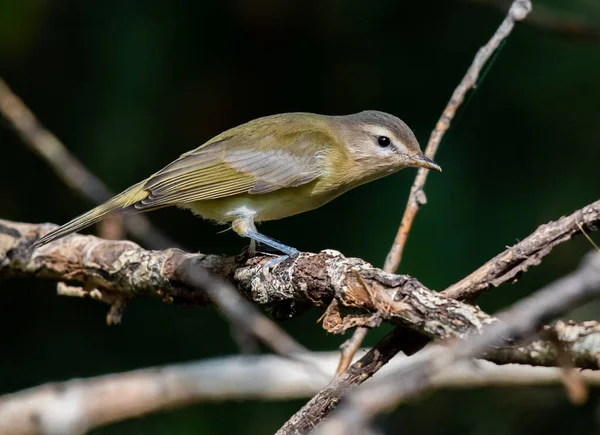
top-left (32, 110), bottom-right (441, 257)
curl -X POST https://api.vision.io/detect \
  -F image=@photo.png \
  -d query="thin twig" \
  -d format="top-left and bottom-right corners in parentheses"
top-left (443, 202), bottom-right (600, 301)
top-left (577, 221), bottom-right (600, 253)
top-left (337, 0), bottom-right (533, 377)
top-left (384, 0), bottom-right (532, 273)
top-left (319, 251), bottom-right (600, 434)
top-left (0, 77), bottom-right (178, 250)
top-left (177, 260), bottom-right (308, 358)
top-left (469, 0), bottom-right (600, 43)
top-left (336, 327), bottom-right (368, 375)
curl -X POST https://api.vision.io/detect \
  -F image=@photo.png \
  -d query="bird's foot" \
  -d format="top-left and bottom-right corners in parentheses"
top-left (261, 249), bottom-right (300, 277)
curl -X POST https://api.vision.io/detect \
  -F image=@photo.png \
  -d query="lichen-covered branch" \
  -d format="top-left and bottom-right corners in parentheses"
top-left (2, 218), bottom-right (600, 372)
top-left (318, 251), bottom-right (600, 435)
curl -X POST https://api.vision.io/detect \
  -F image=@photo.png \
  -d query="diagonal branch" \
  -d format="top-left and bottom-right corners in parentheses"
top-left (383, 0), bottom-right (532, 274)
top-left (0, 77), bottom-right (178, 250)
top-left (177, 261), bottom-right (309, 358)
top-left (469, 0), bottom-right (600, 43)
top-left (443, 201), bottom-right (600, 301)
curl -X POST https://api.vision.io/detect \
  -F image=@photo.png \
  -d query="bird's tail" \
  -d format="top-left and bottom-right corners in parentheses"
top-left (32, 182), bottom-right (148, 248)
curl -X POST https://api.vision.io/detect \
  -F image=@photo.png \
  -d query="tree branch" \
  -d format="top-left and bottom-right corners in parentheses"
top-left (0, 77), bottom-right (178, 250)
top-left (469, 0), bottom-right (600, 43)
top-left (319, 251), bottom-right (600, 434)
top-left (2, 197), bottom-right (598, 435)
top-left (275, 196), bottom-right (600, 433)
top-left (384, 0), bottom-right (532, 273)
top-left (3, 352), bottom-right (600, 435)
top-left (2, 213), bottom-right (600, 370)
top-left (276, 319), bottom-right (600, 435)
top-left (2, 195), bottom-right (600, 434)
top-left (177, 260), bottom-right (310, 358)
top-left (334, 0), bottom-right (533, 377)
top-left (443, 201), bottom-right (600, 301)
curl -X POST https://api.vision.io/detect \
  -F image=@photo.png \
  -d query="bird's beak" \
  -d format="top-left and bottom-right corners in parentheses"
top-left (410, 154), bottom-right (442, 172)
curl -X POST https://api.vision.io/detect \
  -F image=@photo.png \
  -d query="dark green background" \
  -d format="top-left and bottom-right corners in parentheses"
top-left (1, 0), bottom-right (599, 433)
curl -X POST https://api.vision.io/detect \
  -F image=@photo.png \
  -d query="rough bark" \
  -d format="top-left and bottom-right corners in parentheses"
top-left (2, 219), bottom-right (600, 371)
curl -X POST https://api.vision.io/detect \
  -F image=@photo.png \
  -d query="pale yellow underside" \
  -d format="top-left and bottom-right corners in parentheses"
top-left (185, 178), bottom-right (346, 224)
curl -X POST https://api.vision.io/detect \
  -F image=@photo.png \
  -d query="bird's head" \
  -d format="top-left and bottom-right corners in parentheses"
top-left (338, 110), bottom-right (441, 178)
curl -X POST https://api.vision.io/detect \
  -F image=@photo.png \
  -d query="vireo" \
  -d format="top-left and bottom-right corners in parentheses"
top-left (33, 110), bottom-right (441, 255)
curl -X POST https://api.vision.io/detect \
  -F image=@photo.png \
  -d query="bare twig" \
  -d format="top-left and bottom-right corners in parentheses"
top-left (177, 260), bottom-right (308, 358)
top-left (3, 352), bottom-right (600, 435)
top-left (276, 328), bottom-right (422, 435)
top-left (577, 221), bottom-right (600, 253)
top-left (333, 0), bottom-right (534, 384)
top-left (443, 201), bottom-right (600, 301)
top-left (278, 320), bottom-right (600, 435)
top-left (319, 251), bottom-right (600, 435)
top-left (336, 327), bottom-right (368, 375)
top-left (384, 0), bottom-right (532, 273)
top-left (0, 77), bottom-right (178, 251)
top-left (338, 0), bottom-right (532, 363)
top-left (469, 0), bottom-right (600, 43)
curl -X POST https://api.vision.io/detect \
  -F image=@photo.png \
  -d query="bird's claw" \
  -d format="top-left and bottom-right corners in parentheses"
top-left (261, 250), bottom-right (300, 276)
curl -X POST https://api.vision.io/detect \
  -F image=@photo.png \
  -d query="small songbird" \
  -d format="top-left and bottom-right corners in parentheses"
top-left (33, 111), bottom-right (441, 256)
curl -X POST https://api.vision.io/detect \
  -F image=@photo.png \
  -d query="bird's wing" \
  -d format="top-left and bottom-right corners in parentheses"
top-left (133, 131), bottom-right (330, 210)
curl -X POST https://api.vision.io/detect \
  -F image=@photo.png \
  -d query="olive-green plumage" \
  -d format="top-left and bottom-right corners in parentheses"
top-left (33, 111), bottom-right (440, 254)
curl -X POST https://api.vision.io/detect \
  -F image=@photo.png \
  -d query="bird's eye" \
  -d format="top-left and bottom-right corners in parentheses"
top-left (377, 136), bottom-right (391, 147)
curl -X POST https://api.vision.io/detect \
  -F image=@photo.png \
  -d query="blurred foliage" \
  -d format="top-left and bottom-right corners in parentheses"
top-left (1, 0), bottom-right (600, 433)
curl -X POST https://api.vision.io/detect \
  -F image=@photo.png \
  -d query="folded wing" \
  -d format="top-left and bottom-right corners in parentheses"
top-left (134, 130), bottom-right (330, 210)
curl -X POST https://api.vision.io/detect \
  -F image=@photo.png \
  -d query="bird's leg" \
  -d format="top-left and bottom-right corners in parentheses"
top-left (244, 230), bottom-right (299, 256)
top-left (232, 217), bottom-right (299, 273)
top-left (246, 231), bottom-right (300, 275)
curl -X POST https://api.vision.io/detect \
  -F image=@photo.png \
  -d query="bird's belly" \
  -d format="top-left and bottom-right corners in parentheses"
top-left (186, 183), bottom-right (341, 223)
